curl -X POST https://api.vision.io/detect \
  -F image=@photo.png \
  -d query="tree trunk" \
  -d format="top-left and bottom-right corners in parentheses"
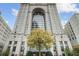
top-left (38, 41), bottom-right (41, 56)
top-left (39, 50), bottom-right (41, 56)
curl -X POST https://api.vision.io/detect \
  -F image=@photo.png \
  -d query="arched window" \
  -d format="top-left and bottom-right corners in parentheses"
top-left (32, 8), bottom-right (46, 30)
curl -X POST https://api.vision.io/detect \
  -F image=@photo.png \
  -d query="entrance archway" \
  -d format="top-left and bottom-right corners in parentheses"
top-left (32, 8), bottom-right (46, 30)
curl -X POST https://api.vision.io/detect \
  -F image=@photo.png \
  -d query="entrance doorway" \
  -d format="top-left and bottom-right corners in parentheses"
top-left (26, 51), bottom-right (53, 56)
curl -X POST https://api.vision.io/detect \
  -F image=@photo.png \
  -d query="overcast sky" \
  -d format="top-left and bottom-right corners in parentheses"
top-left (0, 3), bottom-right (79, 29)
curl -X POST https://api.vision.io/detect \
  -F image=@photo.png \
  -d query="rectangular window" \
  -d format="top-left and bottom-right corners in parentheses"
top-left (61, 46), bottom-right (64, 51)
top-left (59, 41), bottom-right (63, 46)
top-left (20, 46), bottom-right (24, 52)
top-left (61, 35), bottom-right (63, 38)
top-left (0, 45), bottom-right (3, 48)
top-left (8, 46), bottom-right (10, 50)
top-left (64, 41), bottom-right (67, 45)
top-left (21, 41), bottom-right (25, 45)
top-left (53, 45), bottom-right (56, 51)
top-left (9, 41), bottom-right (12, 45)
top-left (69, 38), bottom-right (71, 41)
top-left (14, 41), bottom-right (17, 45)
top-left (55, 51), bottom-right (58, 56)
top-left (64, 41), bottom-right (69, 49)
top-left (12, 46), bottom-right (16, 52)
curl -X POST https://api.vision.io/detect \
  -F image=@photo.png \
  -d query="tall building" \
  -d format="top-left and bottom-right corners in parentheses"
top-left (3, 3), bottom-right (72, 56)
top-left (0, 15), bottom-right (11, 53)
top-left (64, 13), bottom-right (79, 46)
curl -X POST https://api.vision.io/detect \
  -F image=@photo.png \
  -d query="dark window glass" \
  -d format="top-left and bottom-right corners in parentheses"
top-left (61, 35), bottom-right (63, 38)
top-left (9, 41), bottom-right (12, 44)
top-left (14, 41), bottom-right (17, 45)
top-left (61, 46), bottom-right (64, 51)
top-left (72, 37), bottom-right (74, 40)
top-left (20, 46), bottom-right (24, 52)
top-left (32, 8), bottom-right (46, 30)
top-left (59, 41), bottom-right (63, 45)
top-left (21, 41), bottom-right (24, 45)
top-left (8, 46), bottom-right (10, 49)
top-left (55, 51), bottom-right (58, 56)
top-left (75, 36), bottom-right (76, 39)
top-left (12, 46), bottom-right (16, 52)
top-left (64, 41), bottom-right (67, 45)
top-left (53, 45), bottom-right (56, 51)
top-left (0, 45), bottom-right (3, 48)
top-left (69, 38), bottom-right (71, 41)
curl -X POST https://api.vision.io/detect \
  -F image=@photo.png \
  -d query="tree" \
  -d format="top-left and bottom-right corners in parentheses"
top-left (27, 29), bottom-right (54, 56)
top-left (2, 48), bottom-right (10, 56)
top-left (64, 45), bottom-right (79, 56)
top-left (73, 45), bottom-right (79, 56)
top-left (64, 47), bottom-right (73, 56)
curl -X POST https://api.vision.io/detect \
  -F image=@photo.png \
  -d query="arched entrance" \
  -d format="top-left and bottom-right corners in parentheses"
top-left (31, 8), bottom-right (46, 30)
top-left (26, 8), bottom-right (53, 56)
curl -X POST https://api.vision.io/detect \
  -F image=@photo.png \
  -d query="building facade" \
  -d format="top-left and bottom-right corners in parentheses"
top-left (0, 15), bottom-right (11, 53)
top-left (64, 13), bottom-right (79, 46)
top-left (3, 3), bottom-right (72, 56)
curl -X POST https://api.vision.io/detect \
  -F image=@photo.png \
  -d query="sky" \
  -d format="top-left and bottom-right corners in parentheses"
top-left (0, 3), bottom-right (20, 29)
top-left (0, 3), bottom-right (79, 29)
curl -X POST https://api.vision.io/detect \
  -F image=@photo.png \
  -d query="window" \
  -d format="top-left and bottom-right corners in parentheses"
top-left (64, 41), bottom-right (69, 48)
top-left (9, 41), bottom-right (12, 45)
top-left (55, 51), bottom-right (58, 56)
top-left (21, 41), bottom-right (25, 45)
top-left (75, 36), bottom-right (76, 39)
top-left (32, 21), bottom-right (38, 28)
top-left (14, 31), bottom-right (16, 33)
top-left (61, 35), bottom-right (63, 38)
top-left (59, 41), bottom-right (63, 46)
top-left (0, 45), bottom-right (3, 51)
top-left (14, 41), bottom-right (17, 45)
top-left (12, 46), bottom-right (16, 52)
top-left (14, 36), bottom-right (16, 38)
top-left (20, 46), bottom-right (24, 52)
top-left (69, 38), bottom-right (71, 41)
top-left (53, 45), bottom-right (56, 51)
top-left (72, 37), bottom-right (74, 40)
top-left (8, 46), bottom-right (10, 50)
top-left (32, 8), bottom-right (46, 30)
top-left (61, 46), bottom-right (64, 51)
top-left (64, 41), bottom-right (67, 45)
top-left (0, 45), bottom-right (3, 48)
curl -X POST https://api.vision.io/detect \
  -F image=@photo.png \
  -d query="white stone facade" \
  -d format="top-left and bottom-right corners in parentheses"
top-left (64, 13), bottom-right (79, 46)
top-left (0, 15), bottom-right (11, 52)
top-left (3, 3), bottom-right (72, 56)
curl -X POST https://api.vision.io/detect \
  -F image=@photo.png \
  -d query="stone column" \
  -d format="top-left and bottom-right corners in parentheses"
top-left (48, 5), bottom-right (55, 35)
top-left (45, 12), bottom-right (52, 34)
top-left (24, 36), bottom-right (28, 56)
top-left (14, 36), bottom-right (22, 56)
top-left (27, 11), bottom-right (32, 35)
top-left (24, 4), bottom-right (30, 35)
top-left (55, 35), bottom-right (62, 56)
